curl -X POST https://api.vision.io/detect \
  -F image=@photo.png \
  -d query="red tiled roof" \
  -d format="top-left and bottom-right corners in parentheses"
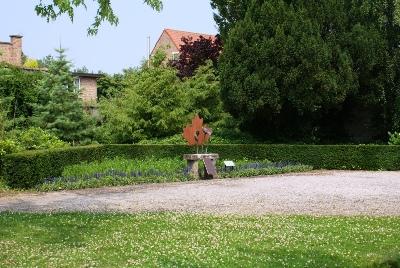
top-left (164, 28), bottom-right (216, 49)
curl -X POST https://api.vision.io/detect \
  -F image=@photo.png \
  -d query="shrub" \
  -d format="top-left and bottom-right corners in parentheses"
top-left (1, 144), bottom-right (400, 189)
top-left (388, 132), bottom-right (400, 145)
top-left (0, 139), bottom-right (22, 156)
top-left (17, 127), bottom-right (68, 150)
top-left (23, 58), bottom-right (39, 69)
top-left (0, 127), bottom-right (67, 158)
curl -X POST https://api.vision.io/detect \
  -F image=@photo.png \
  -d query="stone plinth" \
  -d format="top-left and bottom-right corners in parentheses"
top-left (183, 153), bottom-right (219, 179)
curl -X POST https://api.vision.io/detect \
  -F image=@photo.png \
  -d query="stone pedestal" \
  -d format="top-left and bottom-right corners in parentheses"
top-left (183, 153), bottom-right (219, 179)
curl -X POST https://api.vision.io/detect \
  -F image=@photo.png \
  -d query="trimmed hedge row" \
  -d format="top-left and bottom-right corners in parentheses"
top-left (1, 144), bottom-right (400, 188)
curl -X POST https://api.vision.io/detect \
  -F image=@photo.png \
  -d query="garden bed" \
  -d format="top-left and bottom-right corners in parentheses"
top-left (36, 157), bottom-right (311, 191)
top-left (1, 144), bottom-right (400, 189)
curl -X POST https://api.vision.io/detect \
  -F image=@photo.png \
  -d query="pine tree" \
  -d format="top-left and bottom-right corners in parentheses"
top-left (33, 48), bottom-right (94, 145)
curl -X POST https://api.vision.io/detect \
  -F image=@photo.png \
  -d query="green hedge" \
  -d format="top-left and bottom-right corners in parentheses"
top-left (1, 144), bottom-right (400, 188)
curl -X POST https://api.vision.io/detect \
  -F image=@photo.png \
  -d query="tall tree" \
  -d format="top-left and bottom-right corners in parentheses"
top-left (35, 0), bottom-right (163, 35)
top-left (33, 48), bottom-right (95, 144)
top-left (211, 0), bottom-right (251, 38)
top-left (220, 0), bottom-right (356, 138)
top-left (217, 0), bottom-right (400, 141)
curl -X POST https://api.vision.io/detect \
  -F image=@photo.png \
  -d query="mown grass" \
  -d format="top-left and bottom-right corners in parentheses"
top-left (0, 213), bottom-right (399, 267)
top-left (36, 157), bottom-right (312, 191)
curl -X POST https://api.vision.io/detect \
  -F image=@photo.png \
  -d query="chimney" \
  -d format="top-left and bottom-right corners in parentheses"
top-left (10, 35), bottom-right (23, 66)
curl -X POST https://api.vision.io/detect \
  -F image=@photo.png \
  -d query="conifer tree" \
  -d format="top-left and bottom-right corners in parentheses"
top-left (34, 48), bottom-right (94, 145)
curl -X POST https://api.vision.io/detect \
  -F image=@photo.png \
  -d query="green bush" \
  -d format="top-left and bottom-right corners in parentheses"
top-left (0, 127), bottom-right (67, 158)
top-left (1, 144), bottom-right (400, 189)
top-left (0, 139), bottom-right (22, 156)
top-left (17, 127), bottom-right (68, 150)
top-left (388, 132), bottom-right (400, 145)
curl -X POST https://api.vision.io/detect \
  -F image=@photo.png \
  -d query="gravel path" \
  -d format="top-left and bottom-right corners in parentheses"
top-left (0, 170), bottom-right (399, 216)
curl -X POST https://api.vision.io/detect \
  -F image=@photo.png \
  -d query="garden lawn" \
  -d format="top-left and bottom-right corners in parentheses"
top-left (0, 213), bottom-right (399, 267)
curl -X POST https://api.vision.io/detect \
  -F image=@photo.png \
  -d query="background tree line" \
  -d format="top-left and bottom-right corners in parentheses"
top-left (3, 0), bottom-right (400, 153)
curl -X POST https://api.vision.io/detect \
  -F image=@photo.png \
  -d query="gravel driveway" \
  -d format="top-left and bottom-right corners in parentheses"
top-left (0, 170), bottom-right (399, 215)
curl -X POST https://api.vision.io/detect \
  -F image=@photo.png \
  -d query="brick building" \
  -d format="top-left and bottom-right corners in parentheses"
top-left (151, 28), bottom-right (216, 61)
top-left (0, 35), bottom-right (23, 66)
top-left (72, 72), bottom-right (101, 103)
top-left (0, 35), bottom-right (100, 103)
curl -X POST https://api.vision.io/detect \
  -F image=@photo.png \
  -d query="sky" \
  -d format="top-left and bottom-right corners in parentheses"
top-left (0, 1), bottom-right (217, 74)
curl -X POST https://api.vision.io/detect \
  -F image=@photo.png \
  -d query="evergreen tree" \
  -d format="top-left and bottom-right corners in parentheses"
top-left (217, 0), bottom-right (400, 142)
top-left (211, 0), bottom-right (251, 38)
top-left (33, 48), bottom-right (95, 145)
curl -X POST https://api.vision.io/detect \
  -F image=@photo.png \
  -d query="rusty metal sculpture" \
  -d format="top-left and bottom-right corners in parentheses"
top-left (182, 114), bottom-right (212, 147)
top-left (182, 114), bottom-right (218, 179)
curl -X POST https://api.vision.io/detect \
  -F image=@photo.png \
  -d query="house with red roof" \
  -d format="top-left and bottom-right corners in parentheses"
top-left (151, 28), bottom-right (216, 61)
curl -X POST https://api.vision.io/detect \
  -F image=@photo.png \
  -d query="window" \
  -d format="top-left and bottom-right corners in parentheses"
top-left (171, 52), bottom-right (180, 61)
top-left (74, 77), bottom-right (81, 93)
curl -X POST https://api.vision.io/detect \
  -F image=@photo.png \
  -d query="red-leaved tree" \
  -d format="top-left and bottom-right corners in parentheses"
top-left (171, 35), bottom-right (222, 78)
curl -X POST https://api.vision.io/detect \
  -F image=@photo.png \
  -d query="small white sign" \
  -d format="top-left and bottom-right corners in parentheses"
top-left (224, 160), bottom-right (235, 167)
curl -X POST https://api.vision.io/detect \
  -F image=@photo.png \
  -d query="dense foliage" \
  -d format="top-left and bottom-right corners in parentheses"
top-left (217, 0), bottom-right (400, 143)
top-left (97, 72), bottom-right (126, 99)
top-left (2, 144), bottom-right (400, 188)
top-left (0, 63), bottom-right (43, 129)
top-left (0, 127), bottom-right (67, 156)
top-left (388, 132), bottom-right (400, 145)
top-left (0, 97), bottom-right (9, 140)
top-left (211, 0), bottom-right (250, 38)
top-left (98, 61), bottom-right (224, 143)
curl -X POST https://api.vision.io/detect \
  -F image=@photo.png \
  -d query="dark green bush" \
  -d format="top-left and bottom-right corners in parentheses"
top-left (1, 144), bottom-right (400, 189)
